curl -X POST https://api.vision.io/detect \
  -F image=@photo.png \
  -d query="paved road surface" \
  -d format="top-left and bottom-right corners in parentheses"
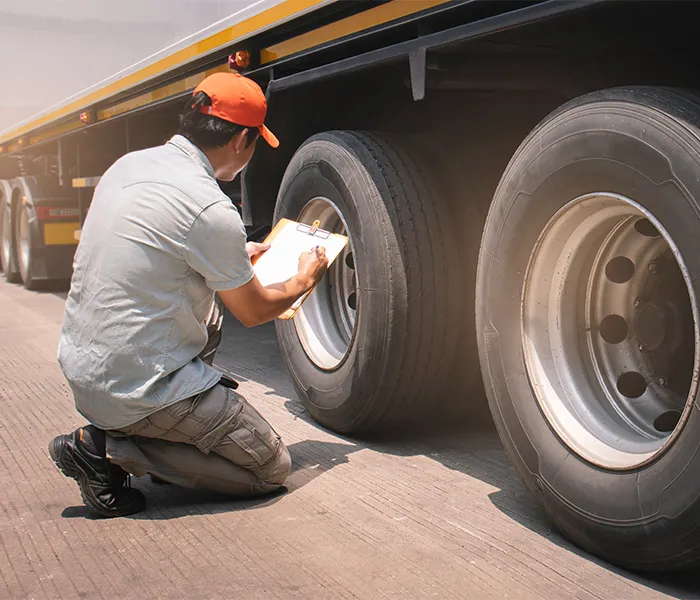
top-left (0, 280), bottom-right (698, 600)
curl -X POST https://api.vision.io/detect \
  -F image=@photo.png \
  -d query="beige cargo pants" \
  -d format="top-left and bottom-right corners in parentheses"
top-left (105, 298), bottom-right (291, 497)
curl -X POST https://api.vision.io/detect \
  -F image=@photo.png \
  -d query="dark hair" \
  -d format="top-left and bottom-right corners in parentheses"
top-left (178, 91), bottom-right (259, 149)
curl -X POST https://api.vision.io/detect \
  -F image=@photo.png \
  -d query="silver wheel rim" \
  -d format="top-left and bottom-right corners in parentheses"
top-left (1, 205), bottom-right (11, 270)
top-left (522, 193), bottom-right (698, 469)
top-left (293, 197), bottom-right (357, 370)
top-left (18, 207), bottom-right (30, 281)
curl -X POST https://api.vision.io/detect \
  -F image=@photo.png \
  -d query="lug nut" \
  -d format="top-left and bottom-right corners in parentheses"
top-left (648, 261), bottom-right (658, 273)
top-left (634, 297), bottom-right (642, 308)
top-left (658, 376), bottom-right (668, 388)
top-left (638, 344), bottom-right (645, 353)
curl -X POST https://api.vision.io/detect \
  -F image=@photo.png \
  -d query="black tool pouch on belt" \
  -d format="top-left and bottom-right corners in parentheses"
top-left (218, 374), bottom-right (239, 390)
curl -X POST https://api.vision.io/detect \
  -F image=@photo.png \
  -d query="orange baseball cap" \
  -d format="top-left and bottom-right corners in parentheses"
top-left (193, 72), bottom-right (279, 148)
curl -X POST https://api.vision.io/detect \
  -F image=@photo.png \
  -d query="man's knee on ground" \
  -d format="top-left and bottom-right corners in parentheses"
top-left (259, 442), bottom-right (291, 488)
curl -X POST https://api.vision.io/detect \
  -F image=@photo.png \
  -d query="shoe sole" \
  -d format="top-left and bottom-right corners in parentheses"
top-left (49, 435), bottom-right (143, 518)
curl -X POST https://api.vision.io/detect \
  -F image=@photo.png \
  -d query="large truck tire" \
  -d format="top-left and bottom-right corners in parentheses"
top-left (274, 131), bottom-right (460, 434)
top-left (0, 180), bottom-right (8, 273)
top-left (0, 180), bottom-right (20, 282)
top-left (477, 87), bottom-right (700, 571)
top-left (8, 176), bottom-right (77, 290)
top-left (16, 202), bottom-right (38, 290)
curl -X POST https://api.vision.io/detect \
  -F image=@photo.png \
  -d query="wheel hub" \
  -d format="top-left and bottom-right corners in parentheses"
top-left (522, 193), bottom-right (697, 469)
top-left (292, 197), bottom-right (357, 370)
top-left (635, 303), bottom-right (667, 351)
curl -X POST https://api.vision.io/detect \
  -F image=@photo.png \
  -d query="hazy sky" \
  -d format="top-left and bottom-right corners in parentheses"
top-left (0, 1), bottom-right (256, 132)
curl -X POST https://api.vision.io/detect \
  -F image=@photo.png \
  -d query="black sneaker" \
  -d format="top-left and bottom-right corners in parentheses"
top-left (49, 428), bottom-right (146, 518)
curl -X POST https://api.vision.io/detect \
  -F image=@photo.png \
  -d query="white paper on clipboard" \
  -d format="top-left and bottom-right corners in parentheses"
top-left (253, 218), bottom-right (349, 319)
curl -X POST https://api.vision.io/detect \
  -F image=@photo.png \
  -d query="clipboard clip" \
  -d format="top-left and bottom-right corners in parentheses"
top-left (296, 219), bottom-right (330, 239)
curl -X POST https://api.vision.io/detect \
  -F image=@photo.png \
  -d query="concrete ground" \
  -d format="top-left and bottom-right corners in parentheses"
top-left (0, 279), bottom-right (698, 600)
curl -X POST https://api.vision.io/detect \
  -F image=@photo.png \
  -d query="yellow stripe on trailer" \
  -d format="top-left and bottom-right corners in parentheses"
top-left (261, 0), bottom-right (452, 63)
top-left (97, 64), bottom-right (229, 122)
top-left (0, 0), bottom-right (328, 145)
top-left (101, 0), bottom-right (453, 122)
top-left (0, 0), bottom-right (453, 149)
top-left (44, 222), bottom-right (81, 246)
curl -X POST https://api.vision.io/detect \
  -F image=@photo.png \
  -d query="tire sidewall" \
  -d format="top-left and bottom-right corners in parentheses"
top-left (478, 91), bottom-right (700, 565)
top-left (273, 133), bottom-right (404, 430)
top-left (17, 203), bottom-right (33, 285)
top-left (0, 201), bottom-right (6, 272)
top-left (0, 181), bottom-right (14, 275)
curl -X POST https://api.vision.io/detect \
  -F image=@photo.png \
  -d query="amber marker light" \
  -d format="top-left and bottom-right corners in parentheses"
top-left (229, 50), bottom-right (251, 71)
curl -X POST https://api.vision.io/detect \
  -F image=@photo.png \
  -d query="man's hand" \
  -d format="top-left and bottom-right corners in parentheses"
top-left (246, 241), bottom-right (271, 264)
top-left (217, 245), bottom-right (329, 328)
top-left (298, 246), bottom-right (329, 285)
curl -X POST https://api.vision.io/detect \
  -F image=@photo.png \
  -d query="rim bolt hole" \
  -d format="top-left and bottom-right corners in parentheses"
top-left (617, 372), bottom-right (647, 399)
top-left (605, 256), bottom-right (635, 284)
top-left (599, 315), bottom-right (628, 344)
top-left (347, 292), bottom-right (357, 311)
top-left (345, 252), bottom-right (355, 270)
top-left (635, 218), bottom-right (661, 238)
top-left (654, 410), bottom-right (681, 433)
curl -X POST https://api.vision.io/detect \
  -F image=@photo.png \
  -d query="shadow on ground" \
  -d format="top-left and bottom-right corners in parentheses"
top-left (487, 487), bottom-right (700, 599)
top-left (54, 313), bottom-right (700, 597)
top-left (363, 420), bottom-right (700, 599)
top-left (216, 317), bottom-right (700, 599)
top-left (61, 439), bottom-right (361, 521)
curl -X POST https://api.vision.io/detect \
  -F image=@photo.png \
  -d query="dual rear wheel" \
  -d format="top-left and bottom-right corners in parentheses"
top-left (0, 179), bottom-right (57, 290)
top-left (276, 88), bottom-right (700, 570)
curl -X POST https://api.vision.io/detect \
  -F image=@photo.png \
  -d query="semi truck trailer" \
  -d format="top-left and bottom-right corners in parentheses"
top-left (2, 0), bottom-right (699, 572)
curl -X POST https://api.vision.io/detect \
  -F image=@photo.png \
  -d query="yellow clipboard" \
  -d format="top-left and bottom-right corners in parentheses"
top-left (253, 218), bottom-right (349, 320)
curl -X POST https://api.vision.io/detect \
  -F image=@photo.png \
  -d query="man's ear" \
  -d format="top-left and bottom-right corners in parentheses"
top-left (232, 129), bottom-right (250, 154)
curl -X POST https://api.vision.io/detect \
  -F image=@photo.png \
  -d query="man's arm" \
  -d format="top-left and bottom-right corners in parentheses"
top-left (182, 200), bottom-right (328, 325)
top-left (218, 247), bottom-right (328, 327)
